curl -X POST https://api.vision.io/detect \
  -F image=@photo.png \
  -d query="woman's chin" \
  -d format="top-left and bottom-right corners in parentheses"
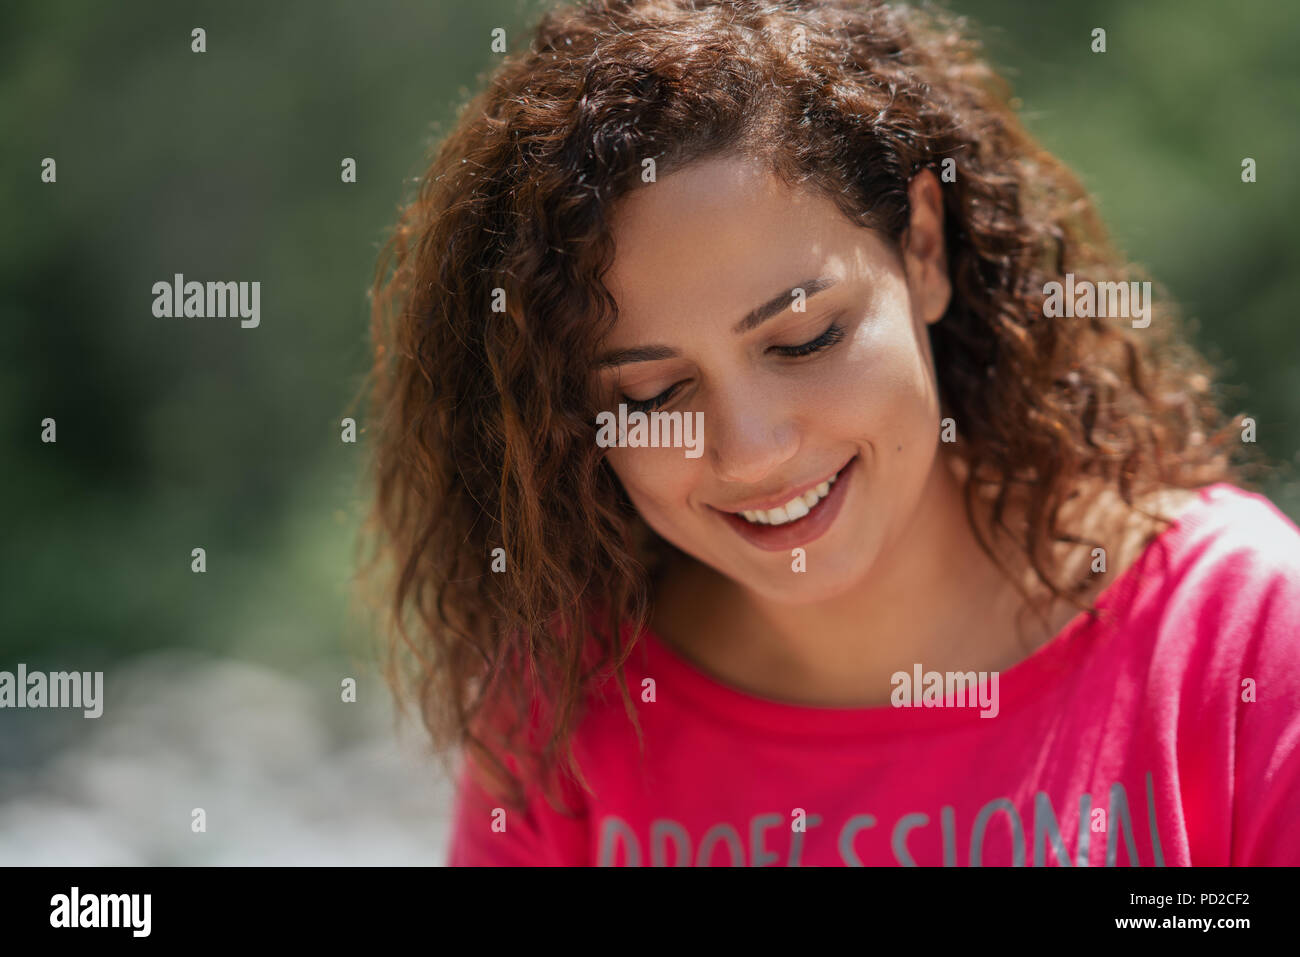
top-left (735, 557), bottom-right (873, 606)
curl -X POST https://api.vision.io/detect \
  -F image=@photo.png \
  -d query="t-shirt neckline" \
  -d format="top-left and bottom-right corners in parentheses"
top-left (636, 483), bottom-right (1230, 739)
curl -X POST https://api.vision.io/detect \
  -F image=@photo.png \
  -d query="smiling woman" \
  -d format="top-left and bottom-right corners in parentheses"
top-left (359, 0), bottom-right (1300, 866)
top-left (597, 157), bottom-right (953, 605)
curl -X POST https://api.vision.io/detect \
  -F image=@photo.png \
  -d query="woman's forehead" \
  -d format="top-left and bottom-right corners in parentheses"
top-left (605, 161), bottom-right (885, 324)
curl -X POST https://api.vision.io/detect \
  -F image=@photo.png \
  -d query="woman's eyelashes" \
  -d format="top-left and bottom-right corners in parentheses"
top-left (618, 319), bottom-right (846, 413)
top-left (773, 319), bottom-right (845, 358)
top-left (621, 382), bottom-right (682, 414)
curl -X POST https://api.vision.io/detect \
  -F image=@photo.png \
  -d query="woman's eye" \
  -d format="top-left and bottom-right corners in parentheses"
top-left (621, 382), bottom-right (681, 414)
top-left (773, 321), bottom-right (846, 358)
top-left (615, 323), bottom-right (843, 412)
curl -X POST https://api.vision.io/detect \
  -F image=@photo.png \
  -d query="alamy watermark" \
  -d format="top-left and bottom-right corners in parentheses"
top-left (596, 403), bottom-right (703, 458)
top-left (1043, 273), bottom-right (1151, 328)
top-left (890, 664), bottom-right (999, 718)
top-left (152, 273), bottom-right (260, 328)
top-left (50, 887), bottom-right (150, 937)
top-left (0, 664), bottom-right (103, 718)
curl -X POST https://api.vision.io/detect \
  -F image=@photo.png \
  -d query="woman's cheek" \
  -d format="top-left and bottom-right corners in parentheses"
top-left (607, 448), bottom-right (700, 534)
top-left (814, 330), bottom-right (897, 436)
top-left (870, 341), bottom-right (945, 509)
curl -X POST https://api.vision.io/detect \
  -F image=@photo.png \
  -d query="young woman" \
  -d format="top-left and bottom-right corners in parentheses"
top-left (361, 0), bottom-right (1300, 866)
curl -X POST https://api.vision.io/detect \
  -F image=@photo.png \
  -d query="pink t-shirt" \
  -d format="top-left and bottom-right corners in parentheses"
top-left (448, 482), bottom-right (1300, 865)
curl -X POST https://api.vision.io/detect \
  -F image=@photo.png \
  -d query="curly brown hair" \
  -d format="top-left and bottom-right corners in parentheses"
top-left (358, 0), bottom-right (1256, 811)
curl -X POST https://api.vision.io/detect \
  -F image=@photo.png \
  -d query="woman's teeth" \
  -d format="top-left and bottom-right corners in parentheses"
top-left (738, 474), bottom-right (837, 526)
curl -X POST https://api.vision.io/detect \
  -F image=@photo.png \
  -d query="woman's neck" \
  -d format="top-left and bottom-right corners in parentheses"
top-left (650, 453), bottom-right (1189, 708)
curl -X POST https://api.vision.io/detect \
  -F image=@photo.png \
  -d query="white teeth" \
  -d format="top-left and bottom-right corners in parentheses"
top-left (734, 470), bottom-right (840, 527)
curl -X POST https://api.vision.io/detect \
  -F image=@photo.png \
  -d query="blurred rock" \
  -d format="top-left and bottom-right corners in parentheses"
top-left (0, 650), bottom-right (456, 865)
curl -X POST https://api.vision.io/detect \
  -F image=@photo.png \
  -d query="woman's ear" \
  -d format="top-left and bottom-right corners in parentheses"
top-left (901, 168), bottom-right (951, 326)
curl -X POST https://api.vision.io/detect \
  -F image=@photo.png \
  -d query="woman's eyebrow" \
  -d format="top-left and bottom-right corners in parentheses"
top-left (596, 344), bottom-right (678, 368)
top-left (596, 275), bottom-right (839, 368)
top-left (732, 275), bottom-right (838, 334)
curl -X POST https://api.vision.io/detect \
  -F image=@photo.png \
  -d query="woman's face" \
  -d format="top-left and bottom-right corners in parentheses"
top-left (596, 154), bottom-right (953, 603)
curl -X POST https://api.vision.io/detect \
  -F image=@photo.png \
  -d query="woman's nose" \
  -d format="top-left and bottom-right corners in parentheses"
top-left (707, 386), bottom-right (800, 486)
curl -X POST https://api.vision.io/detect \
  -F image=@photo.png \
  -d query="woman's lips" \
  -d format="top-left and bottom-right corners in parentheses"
top-left (716, 455), bottom-right (857, 552)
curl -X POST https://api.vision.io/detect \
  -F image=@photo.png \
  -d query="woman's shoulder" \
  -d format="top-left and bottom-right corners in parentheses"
top-left (1097, 481), bottom-right (1300, 648)
top-left (1138, 482), bottom-right (1300, 865)
top-left (1037, 480), bottom-right (1300, 710)
top-left (1115, 482), bottom-right (1299, 746)
top-left (1152, 482), bottom-right (1300, 586)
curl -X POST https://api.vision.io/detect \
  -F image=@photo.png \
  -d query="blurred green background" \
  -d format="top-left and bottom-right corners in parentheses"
top-left (0, 0), bottom-right (1297, 860)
